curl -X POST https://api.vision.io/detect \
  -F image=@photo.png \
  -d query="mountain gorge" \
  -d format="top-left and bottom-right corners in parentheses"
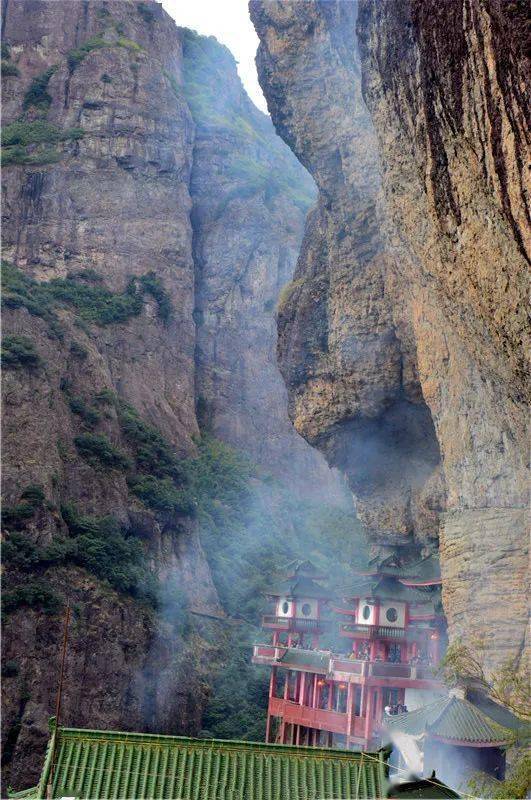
top-left (250, 0), bottom-right (528, 676)
top-left (2, 0), bottom-right (528, 791)
top-left (1, 0), bottom-right (351, 788)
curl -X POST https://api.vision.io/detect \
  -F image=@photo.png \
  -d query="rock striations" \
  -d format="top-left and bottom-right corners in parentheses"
top-left (1, 0), bottom-right (339, 787)
top-left (251, 0), bottom-right (529, 676)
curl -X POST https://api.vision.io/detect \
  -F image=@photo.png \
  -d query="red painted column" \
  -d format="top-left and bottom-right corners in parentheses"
top-left (364, 687), bottom-right (373, 744)
top-left (266, 667), bottom-right (276, 743)
top-left (312, 675), bottom-right (318, 708)
top-left (346, 681), bottom-right (354, 742)
top-left (299, 672), bottom-right (306, 705)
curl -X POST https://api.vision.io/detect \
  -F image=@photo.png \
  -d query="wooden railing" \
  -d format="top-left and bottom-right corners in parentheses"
top-left (262, 615), bottom-right (329, 631)
top-left (329, 658), bottom-right (365, 675)
top-left (253, 645), bottom-right (438, 683)
top-left (269, 698), bottom-right (349, 735)
top-left (340, 623), bottom-right (407, 639)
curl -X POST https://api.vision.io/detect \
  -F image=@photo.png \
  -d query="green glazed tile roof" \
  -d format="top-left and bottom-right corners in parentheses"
top-left (385, 695), bottom-right (512, 744)
top-left (278, 647), bottom-right (330, 671)
top-left (30, 727), bottom-right (389, 799)
top-left (7, 788), bottom-right (39, 799)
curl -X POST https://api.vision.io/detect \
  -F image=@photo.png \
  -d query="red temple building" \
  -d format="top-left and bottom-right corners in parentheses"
top-left (252, 557), bottom-right (445, 750)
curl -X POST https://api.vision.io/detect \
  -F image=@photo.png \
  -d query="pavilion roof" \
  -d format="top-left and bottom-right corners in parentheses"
top-left (283, 559), bottom-right (325, 579)
top-left (358, 554), bottom-right (441, 585)
top-left (267, 574), bottom-right (331, 600)
top-left (342, 575), bottom-right (440, 611)
top-left (20, 726), bottom-right (389, 800)
top-left (384, 695), bottom-right (515, 745)
top-left (398, 555), bottom-right (441, 586)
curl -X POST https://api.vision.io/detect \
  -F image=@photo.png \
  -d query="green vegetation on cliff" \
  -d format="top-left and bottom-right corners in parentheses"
top-left (2, 334), bottom-right (42, 370)
top-left (1, 119), bottom-right (83, 166)
top-left (23, 66), bottom-right (57, 110)
top-left (1, 263), bottom-right (172, 331)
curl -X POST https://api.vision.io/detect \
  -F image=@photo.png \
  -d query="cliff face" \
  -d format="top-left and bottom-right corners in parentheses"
top-left (2, 3), bottom-right (213, 788)
top-left (184, 30), bottom-right (339, 495)
top-left (356, 0), bottom-right (529, 673)
top-left (1, 0), bottom-right (337, 787)
top-left (250, 1), bottom-right (444, 549)
top-left (251, 0), bottom-right (528, 673)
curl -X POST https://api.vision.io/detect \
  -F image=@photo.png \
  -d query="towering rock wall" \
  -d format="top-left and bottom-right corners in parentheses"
top-left (1, 0), bottom-right (340, 787)
top-left (2, 3), bottom-right (213, 789)
top-left (183, 30), bottom-right (339, 495)
top-left (251, 0), bottom-right (528, 674)
top-left (250, 1), bottom-right (444, 550)
top-left (356, 0), bottom-right (529, 674)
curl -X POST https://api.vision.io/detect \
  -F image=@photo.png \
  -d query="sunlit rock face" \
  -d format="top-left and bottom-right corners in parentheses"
top-left (251, 0), bottom-right (528, 673)
top-left (250, 0), bottom-right (444, 549)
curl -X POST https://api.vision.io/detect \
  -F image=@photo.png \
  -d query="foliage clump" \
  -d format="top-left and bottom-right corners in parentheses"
top-left (67, 395), bottom-right (102, 428)
top-left (117, 401), bottom-right (181, 477)
top-left (23, 66), bottom-right (58, 110)
top-left (2, 262), bottom-right (64, 337)
top-left (1, 119), bottom-right (83, 167)
top-left (2, 484), bottom-right (45, 530)
top-left (60, 504), bottom-right (157, 601)
top-left (46, 274), bottom-right (143, 325)
top-left (3, 500), bottom-right (157, 606)
top-left (2, 120), bottom-right (83, 147)
top-left (128, 474), bottom-right (194, 517)
top-left (2, 263), bottom-right (170, 331)
top-left (138, 272), bottom-right (172, 323)
top-left (1, 43), bottom-right (19, 78)
top-left (1, 61), bottom-right (19, 77)
top-left (67, 35), bottom-right (107, 72)
top-left (69, 340), bottom-right (88, 360)
top-left (1, 660), bottom-right (19, 678)
top-left (2, 579), bottom-right (62, 615)
top-left (74, 432), bottom-right (131, 471)
top-left (277, 279), bottom-right (304, 314)
top-left (117, 37), bottom-right (144, 53)
top-left (439, 640), bottom-right (531, 721)
top-left (2, 334), bottom-right (42, 370)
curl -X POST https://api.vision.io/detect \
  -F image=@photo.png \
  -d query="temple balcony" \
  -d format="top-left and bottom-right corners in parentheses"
top-left (340, 623), bottom-right (435, 642)
top-left (331, 657), bottom-right (439, 684)
top-left (261, 615), bottom-right (330, 631)
top-left (268, 697), bottom-right (368, 739)
top-left (252, 645), bottom-right (440, 686)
